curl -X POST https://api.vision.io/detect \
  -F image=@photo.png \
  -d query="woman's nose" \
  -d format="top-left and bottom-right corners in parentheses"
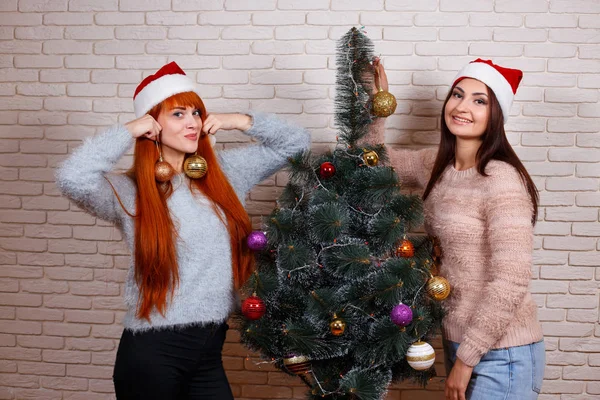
top-left (186, 113), bottom-right (199, 128)
top-left (455, 99), bottom-right (468, 112)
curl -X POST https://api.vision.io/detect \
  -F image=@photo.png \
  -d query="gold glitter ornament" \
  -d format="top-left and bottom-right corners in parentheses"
top-left (283, 354), bottom-right (311, 375)
top-left (372, 88), bottom-right (397, 118)
top-left (426, 276), bottom-right (451, 301)
top-left (362, 150), bottom-right (379, 167)
top-left (183, 154), bottom-right (208, 179)
top-left (154, 141), bottom-right (175, 183)
top-left (329, 317), bottom-right (346, 336)
top-left (155, 160), bottom-right (175, 183)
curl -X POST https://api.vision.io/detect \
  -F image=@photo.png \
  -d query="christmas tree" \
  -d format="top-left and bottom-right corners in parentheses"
top-left (238, 27), bottom-right (447, 400)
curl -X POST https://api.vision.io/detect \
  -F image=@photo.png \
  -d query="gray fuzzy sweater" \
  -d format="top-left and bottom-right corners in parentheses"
top-left (56, 112), bottom-right (310, 331)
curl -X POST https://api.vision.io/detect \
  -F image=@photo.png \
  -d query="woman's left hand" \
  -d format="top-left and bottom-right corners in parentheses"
top-left (202, 113), bottom-right (252, 135)
top-left (445, 358), bottom-right (474, 400)
top-left (372, 57), bottom-right (389, 93)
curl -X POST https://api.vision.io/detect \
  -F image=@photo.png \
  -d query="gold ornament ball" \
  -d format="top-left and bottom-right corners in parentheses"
top-left (426, 276), bottom-right (451, 301)
top-left (183, 155), bottom-right (208, 179)
top-left (155, 160), bottom-right (175, 183)
top-left (372, 89), bottom-right (397, 118)
top-left (363, 150), bottom-right (379, 167)
top-left (329, 318), bottom-right (346, 336)
top-left (283, 354), bottom-right (311, 375)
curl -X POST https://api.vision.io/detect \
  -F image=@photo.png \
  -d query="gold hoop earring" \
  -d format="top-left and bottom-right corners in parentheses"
top-left (154, 140), bottom-right (175, 183)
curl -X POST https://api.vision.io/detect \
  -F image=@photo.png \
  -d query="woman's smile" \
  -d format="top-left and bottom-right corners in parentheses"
top-left (451, 115), bottom-right (473, 125)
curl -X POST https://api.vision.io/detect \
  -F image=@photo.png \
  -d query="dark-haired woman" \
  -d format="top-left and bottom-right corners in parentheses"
top-left (56, 62), bottom-right (310, 399)
top-left (368, 59), bottom-right (544, 400)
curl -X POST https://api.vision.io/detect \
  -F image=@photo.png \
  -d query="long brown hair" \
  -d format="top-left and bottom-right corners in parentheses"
top-left (129, 91), bottom-right (254, 321)
top-left (423, 84), bottom-right (538, 224)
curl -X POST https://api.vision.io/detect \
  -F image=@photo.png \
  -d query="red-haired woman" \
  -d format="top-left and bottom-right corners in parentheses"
top-left (368, 59), bottom-right (544, 400)
top-left (56, 62), bottom-right (310, 400)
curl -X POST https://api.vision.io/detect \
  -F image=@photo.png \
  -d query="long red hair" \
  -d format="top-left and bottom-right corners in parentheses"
top-left (129, 91), bottom-right (254, 321)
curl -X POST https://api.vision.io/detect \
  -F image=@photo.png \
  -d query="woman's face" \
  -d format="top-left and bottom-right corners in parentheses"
top-left (157, 105), bottom-right (202, 156)
top-left (444, 78), bottom-right (490, 140)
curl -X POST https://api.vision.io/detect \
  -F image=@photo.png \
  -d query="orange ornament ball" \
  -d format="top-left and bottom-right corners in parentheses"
top-left (396, 238), bottom-right (415, 258)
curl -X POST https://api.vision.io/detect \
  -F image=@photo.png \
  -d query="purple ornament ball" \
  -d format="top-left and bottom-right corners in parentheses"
top-left (390, 303), bottom-right (413, 327)
top-left (247, 231), bottom-right (268, 251)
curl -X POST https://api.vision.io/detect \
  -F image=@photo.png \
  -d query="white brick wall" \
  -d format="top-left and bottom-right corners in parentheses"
top-left (0, 1), bottom-right (598, 399)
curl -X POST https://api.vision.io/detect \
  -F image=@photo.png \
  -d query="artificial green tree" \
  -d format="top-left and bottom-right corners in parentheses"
top-left (237, 27), bottom-right (444, 400)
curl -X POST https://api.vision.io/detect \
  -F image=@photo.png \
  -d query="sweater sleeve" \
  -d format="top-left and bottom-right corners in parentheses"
top-left (456, 164), bottom-right (535, 367)
top-left (217, 111), bottom-right (311, 198)
top-left (388, 147), bottom-right (437, 189)
top-left (55, 124), bottom-right (136, 224)
top-left (359, 117), bottom-right (437, 189)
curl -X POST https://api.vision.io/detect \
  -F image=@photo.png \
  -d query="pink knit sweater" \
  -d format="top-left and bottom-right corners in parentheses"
top-left (365, 120), bottom-right (543, 367)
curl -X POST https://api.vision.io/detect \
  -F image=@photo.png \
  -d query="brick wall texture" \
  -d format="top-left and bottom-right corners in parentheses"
top-left (0, 1), bottom-right (599, 399)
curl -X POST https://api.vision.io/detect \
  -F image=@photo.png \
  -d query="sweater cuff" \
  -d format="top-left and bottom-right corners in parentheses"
top-left (94, 124), bottom-right (136, 163)
top-left (456, 339), bottom-right (484, 367)
top-left (243, 111), bottom-right (271, 139)
top-left (241, 111), bottom-right (310, 155)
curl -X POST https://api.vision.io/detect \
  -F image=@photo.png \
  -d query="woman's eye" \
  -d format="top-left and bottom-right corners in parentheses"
top-left (192, 110), bottom-right (201, 116)
top-left (173, 112), bottom-right (183, 117)
top-left (475, 99), bottom-right (487, 105)
top-left (453, 92), bottom-right (462, 98)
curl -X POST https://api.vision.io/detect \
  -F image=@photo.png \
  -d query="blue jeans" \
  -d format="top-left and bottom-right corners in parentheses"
top-left (444, 340), bottom-right (545, 400)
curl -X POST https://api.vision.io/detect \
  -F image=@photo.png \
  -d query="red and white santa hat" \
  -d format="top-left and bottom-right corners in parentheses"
top-left (452, 59), bottom-right (523, 122)
top-left (133, 62), bottom-right (196, 118)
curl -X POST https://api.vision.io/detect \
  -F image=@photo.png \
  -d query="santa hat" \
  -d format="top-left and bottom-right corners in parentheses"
top-left (133, 62), bottom-right (196, 118)
top-left (452, 59), bottom-right (523, 122)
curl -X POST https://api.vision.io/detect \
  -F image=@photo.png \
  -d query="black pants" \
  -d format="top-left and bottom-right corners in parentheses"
top-left (113, 322), bottom-right (233, 400)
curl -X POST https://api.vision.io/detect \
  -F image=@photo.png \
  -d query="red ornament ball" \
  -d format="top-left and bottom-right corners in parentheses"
top-left (319, 162), bottom-right (336, 179)
top-left (242, 295), bottom-right (266, 320)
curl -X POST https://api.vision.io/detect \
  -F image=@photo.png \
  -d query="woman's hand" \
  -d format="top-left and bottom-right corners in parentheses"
top-left (202, 113), bottom-right (252, 135)
top-left (373, 57), bottom-right (389, 93)
top-left (124, 114), bottom-right (162, 140)
top-left (445, 358), bottom-right (474, 400)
